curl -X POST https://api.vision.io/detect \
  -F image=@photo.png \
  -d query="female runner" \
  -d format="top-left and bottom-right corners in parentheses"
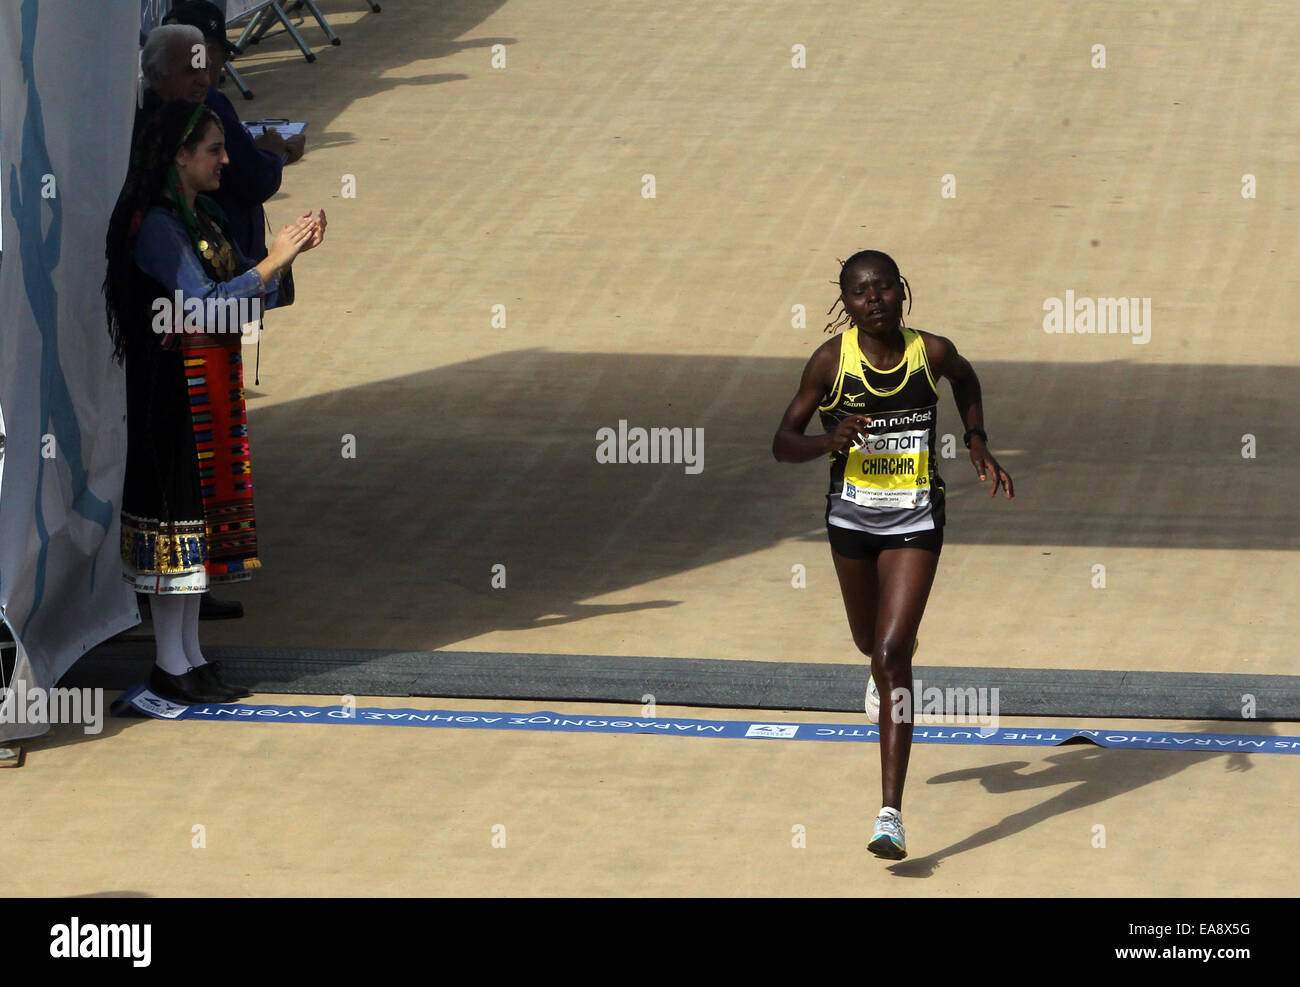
top-left (772, 250), bottom-right (1013, 859)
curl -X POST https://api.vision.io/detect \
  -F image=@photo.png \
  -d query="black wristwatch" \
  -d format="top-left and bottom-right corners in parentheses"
top-left (963, 426), bottom-right (987, 448)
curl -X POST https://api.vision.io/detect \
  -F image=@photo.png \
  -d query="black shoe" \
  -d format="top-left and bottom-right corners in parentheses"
top-left (194, 661), bottom-right (250, 701)
top-left (148, 666), bottom-right (236, 704)
top-left (199, 593), bottom-right (244, 620)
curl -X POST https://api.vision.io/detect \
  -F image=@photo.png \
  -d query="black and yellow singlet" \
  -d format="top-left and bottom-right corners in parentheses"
top-left (818, 326), bottom-right (946, 535)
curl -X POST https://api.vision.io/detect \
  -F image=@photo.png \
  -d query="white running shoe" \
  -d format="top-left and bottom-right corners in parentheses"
top-left (864, 638), bottom-right (919, 724)
top-left (865, 676), bottom-right (880, 723)
top-left (869, 808), bottom-right (907, 860)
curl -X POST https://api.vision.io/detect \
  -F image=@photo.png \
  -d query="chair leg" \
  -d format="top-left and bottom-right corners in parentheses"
top-left (297, 0), bottom-right (341, 46)
top-left (267, 2), bottom-right (318, 62)
top-left (238, 7), bottom-right (276, 47)
top-left (224, 62), bottom-right (255, 100)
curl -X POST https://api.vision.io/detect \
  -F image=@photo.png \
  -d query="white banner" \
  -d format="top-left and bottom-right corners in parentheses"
top-left (140, 0), bottom-right (169, 38)
top-left (0, 0), bottom-right (141, 741)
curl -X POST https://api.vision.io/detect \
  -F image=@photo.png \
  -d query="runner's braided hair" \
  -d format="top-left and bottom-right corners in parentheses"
top-left (823, 249), bottom-right (911, 334)
top-left (104, 100), bottom-right (226, 364)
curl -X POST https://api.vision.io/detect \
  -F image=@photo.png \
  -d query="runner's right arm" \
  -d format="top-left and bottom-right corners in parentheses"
top-left (772, 338), bottom-right (871, 462)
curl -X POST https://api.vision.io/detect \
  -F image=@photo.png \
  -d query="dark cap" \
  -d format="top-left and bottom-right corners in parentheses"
top-left (163, 1), bottom-right (241, 57)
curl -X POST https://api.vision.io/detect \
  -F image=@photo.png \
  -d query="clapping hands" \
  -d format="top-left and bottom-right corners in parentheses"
top-left (293, 209), bottom-right (326, 252)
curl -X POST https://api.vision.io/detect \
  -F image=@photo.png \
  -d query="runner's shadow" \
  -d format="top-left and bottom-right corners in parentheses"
top-left (71, 890), bottom-right (153, 898)
top-left (887, 729), bottom-right (1265, 878)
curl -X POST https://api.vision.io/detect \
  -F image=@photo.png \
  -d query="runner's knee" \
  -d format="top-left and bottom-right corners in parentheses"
top-left (874, 636), bottom-right (915, 677)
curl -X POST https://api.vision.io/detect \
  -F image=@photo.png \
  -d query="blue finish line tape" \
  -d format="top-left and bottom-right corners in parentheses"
top-left (110, 686), bottom-right (1300, 754)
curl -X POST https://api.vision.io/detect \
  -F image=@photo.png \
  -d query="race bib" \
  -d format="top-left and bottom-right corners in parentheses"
top-left (840, 429), bottom-right (931, 508)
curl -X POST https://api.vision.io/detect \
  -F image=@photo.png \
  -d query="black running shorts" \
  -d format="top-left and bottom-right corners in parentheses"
top-left (826, 523), bottom-right (944, 559)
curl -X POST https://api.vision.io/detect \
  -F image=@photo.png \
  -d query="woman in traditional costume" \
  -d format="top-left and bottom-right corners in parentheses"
top-left (104, 99), bottom-right (325, 703)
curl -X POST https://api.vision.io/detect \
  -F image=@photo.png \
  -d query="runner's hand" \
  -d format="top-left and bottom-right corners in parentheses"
top-left (826, 415), bottom-right (873, 453)
top-left (970, 439), bottom-right (1014, 498)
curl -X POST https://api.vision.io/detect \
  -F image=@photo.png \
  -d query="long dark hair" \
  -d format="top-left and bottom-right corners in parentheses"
top-left (104, 100), bottom-right (224, 363)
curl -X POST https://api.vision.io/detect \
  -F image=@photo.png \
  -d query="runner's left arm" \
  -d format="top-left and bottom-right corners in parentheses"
top-left (923, 333), bottom-right (1014, 499)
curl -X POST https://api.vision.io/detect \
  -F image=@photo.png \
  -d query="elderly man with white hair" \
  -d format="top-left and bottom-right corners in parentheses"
top-left (139, 22), bottom-right (210, 107)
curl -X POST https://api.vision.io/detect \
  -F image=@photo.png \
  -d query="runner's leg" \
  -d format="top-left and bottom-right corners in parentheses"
top-left (872, 546), bottom-right (941, 810)
top-left (830, 548), bottom-right (880, 661)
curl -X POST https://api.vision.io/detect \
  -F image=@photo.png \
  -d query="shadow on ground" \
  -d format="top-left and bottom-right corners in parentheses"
top-left (888, 724), bottom-right (1269, 878)
top-left (215, 352), bottom-right (1293, 650)
top-left (217, 0), bottom-right (512, 114)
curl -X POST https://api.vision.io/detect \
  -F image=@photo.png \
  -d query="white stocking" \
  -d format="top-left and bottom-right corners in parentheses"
top-left (181, 592), bottom-right (207, 668)
top-left (150, 594), bottom-right (191, 675)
